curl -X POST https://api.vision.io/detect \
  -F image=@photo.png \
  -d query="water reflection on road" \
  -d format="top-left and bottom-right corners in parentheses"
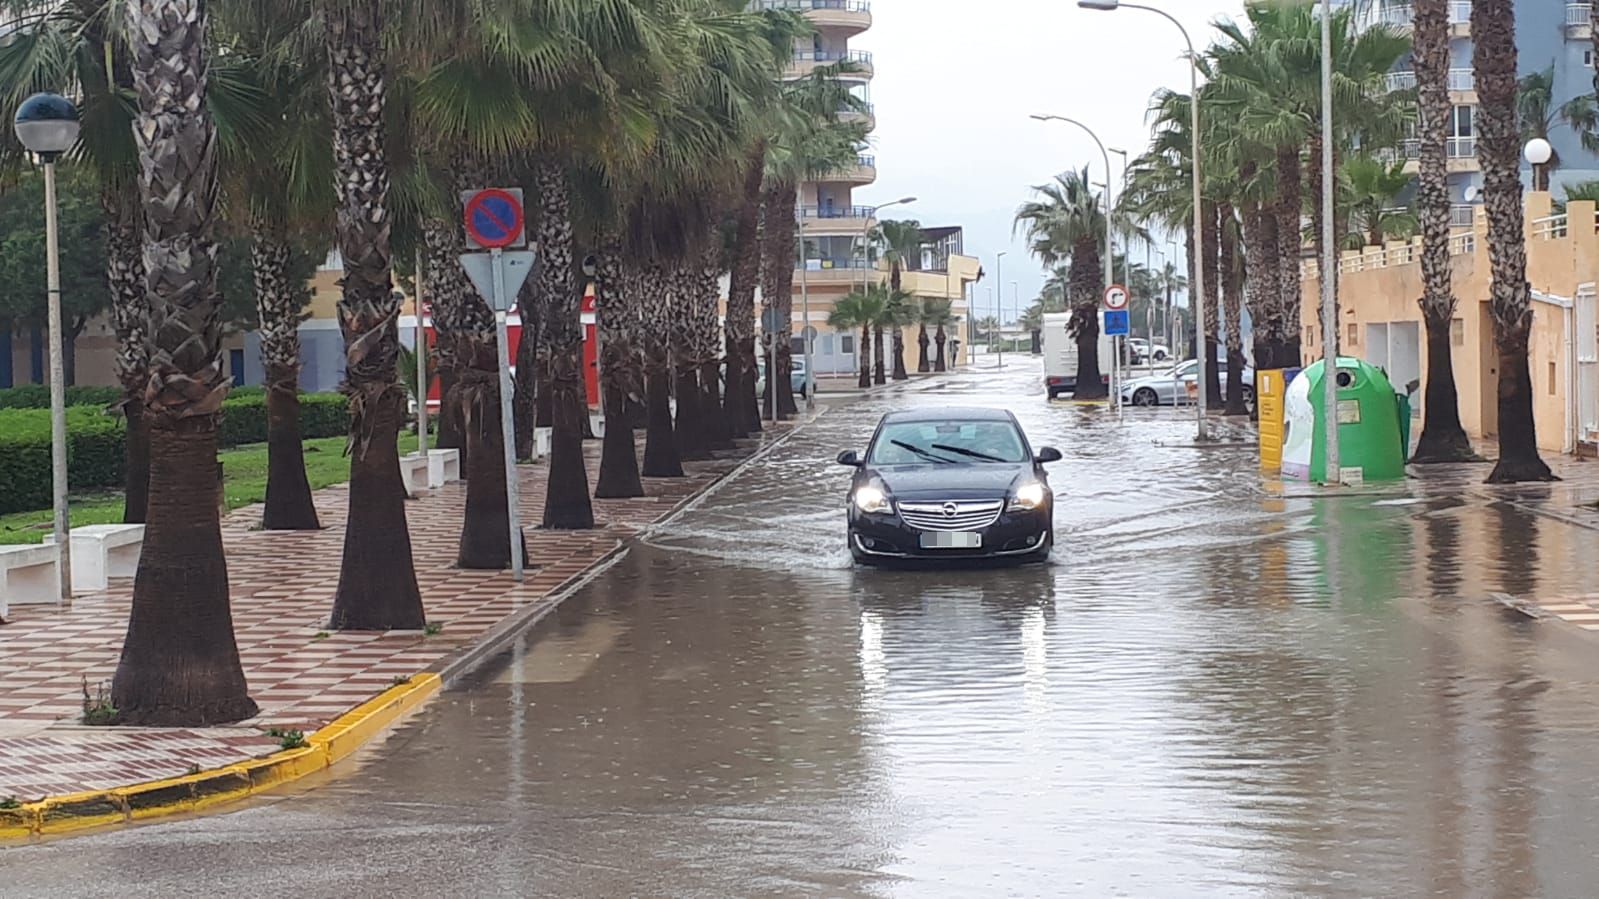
top-left (10, 359), bottom-right (1599, 897)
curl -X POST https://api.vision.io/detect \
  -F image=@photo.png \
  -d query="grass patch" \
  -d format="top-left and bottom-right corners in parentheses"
top-left (266, 727), bottom-right (308, 751)
top-left (0, 433), bottom-right (420, 545)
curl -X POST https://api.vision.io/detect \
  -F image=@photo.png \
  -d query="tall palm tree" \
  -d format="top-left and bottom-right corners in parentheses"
top-left (921, 297), bottom-right (958, 372)
top-left (323, 0), bottom-right (425, 628)
top-left (111, 0), bottom-right (256, 725)
top-left (1473, 0), bottom-right (1555, 482)
top-left (828, 285), bottom-right (888, 389)
top-left (215, 5), bottom-right (331, 531)
top-left (873, 218), bottom-right (924, 378)
top-left (1014, 167), bottom-right (1108, 398)
top-left (1410, 0), bottom-right (1475, 463)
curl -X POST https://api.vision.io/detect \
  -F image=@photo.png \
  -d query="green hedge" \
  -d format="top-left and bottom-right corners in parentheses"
top-left (0, 406), bottom-right (126, 514)
top-left (216, 393), bottom-right (349, 447)
top-left (0, 384), bottom-right (124, 410)
top-left (0, 392), bottom-right (350, 514)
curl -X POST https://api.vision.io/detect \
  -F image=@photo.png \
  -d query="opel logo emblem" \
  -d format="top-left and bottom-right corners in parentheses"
top-left (941, 502), bottom-right (959, 517)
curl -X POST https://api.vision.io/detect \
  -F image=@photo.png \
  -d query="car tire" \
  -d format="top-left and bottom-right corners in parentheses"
top-left (1154, 350), bottom-right (1168, 361)
top-left (1133, 387), bottom-right (1160, 407)
top-left (1047, 388), bottom-right (1060, 400)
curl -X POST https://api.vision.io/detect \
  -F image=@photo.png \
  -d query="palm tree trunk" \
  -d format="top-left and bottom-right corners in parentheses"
top-left (511, 261), bottom-right (539, 459)
top-left (1276, 146), bottom-right (1304, 366)
top-left (1070, 235), bottom-right (1107, 399)
top-left (113, 0), bottom-right (256, 725)
top-left (421, 217), bottom-right (467, 455)
top-left (858, 324), bottom-right (872, 388)
top-left (726, 147), bottom-right (765, 436)
top-left (324, 0), bottom-right (425, 630)
top-left (252, 227), bottom-right (320, 529)
top-left (641, 262), bottom-right (684, 477)
top-left (671, 262), bottom-right (709, 460)
top-left (697, 246), bottom-right (735, 448)
top-left (1241, 196), bottom-right (1276, 372)
top-left (105, 188), bottom-right (151, 524)
top-left (759, 185), bottom-right (799, 418)
top-left (455, 358), bottom-right (522, 568)
top-left (891, 329), bottom-right (908, 380)
top-left (533, 160), bottom-right (594, 528)
top-left (917, 323), bottom-right (930, 372)
top-left (1474, 0), bottom-right (1556, 483)
top-left (1411, 0), bottom-right (1477, 464)
top-left (872, 324), bottom-right (886, 385)
top-left (1202, 200), bottom-right (1223, 410)
top-left (1220, 202), bottom-right (1248, 417)
top-left (594, 242), bottom-right (644, 498)
top-left (933, 326), bottom-right (947, 371)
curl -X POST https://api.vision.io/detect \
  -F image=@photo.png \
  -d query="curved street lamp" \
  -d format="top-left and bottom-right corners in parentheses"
top-left (14, 92), bottom-right (82, 602)
top-left (1075, 0), bottom-right (1207, 439)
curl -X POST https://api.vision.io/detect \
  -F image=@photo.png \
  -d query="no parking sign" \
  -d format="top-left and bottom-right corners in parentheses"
top-left (461, 188), bottom-right (527, 250)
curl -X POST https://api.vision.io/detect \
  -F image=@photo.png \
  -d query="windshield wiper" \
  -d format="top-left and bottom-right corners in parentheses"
top-left (890, 439), bottom-right (955, 464)
top-left (931, 443), bottom-right (1008, 463)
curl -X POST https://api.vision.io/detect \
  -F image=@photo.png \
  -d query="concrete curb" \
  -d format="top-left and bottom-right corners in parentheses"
top-left (0, 674), bottom-right (441, 841)
top-left (1, 417), bottom-right (817, 842)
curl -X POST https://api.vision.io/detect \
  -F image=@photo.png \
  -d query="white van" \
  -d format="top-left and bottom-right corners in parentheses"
top-left (1042, 311), bottom-right (1115, 399)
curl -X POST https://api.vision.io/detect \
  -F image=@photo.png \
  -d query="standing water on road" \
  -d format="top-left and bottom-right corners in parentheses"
top-left (9, 360), bottom-right (1599, 897)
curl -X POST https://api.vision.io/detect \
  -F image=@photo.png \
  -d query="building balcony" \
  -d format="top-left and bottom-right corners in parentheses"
top-left (756, 0), bottom-right (871, 34)
top-left (787, 48), bottom-right (874, 80)
top-left (1384, 69), bottom-right (1474, 94)
top-left (823, 154), bottom-right (877, 185)
top-left (1568, 3), bottom-right (1592, 38)
top-left (839, 101), bottom-right (875, 130)
top-left (800, 205), bottom-right (874, 234)
top-left (1451, 204), bottom-right (1476, 229)
top-left (1374, 2), bottom-right (1469, 33)
top-left (794, 258), bottom-right (874, 285)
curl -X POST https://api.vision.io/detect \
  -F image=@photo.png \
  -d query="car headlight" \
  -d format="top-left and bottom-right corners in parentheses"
top-left (853, 484), bottom-right (893, 514)
top-left (1009, 481), bottom-right (1048, 510)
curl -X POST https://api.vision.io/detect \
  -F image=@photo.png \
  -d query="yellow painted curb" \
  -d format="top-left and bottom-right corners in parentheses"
top-left (1, 672), bottom-right (442, 842)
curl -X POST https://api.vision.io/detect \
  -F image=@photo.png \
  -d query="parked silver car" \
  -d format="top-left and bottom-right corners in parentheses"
top-left (1120, 359), bottom-right (1255, 409)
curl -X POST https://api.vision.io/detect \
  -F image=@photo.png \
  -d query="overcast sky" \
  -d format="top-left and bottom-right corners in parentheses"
top-left (860, 0), bottom-right (1246, 321)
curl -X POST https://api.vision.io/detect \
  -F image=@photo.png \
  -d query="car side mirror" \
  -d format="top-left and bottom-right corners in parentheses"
top-left (1035, 446), bottom-right (1063, 463)
top-left (836, 450), bottom-right (862, 467)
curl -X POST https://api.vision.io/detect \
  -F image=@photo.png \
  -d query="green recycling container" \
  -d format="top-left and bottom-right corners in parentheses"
top-left (1279, 357), bottom-right (1407, 482)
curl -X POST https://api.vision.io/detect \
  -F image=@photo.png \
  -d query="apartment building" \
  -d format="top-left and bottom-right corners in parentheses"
top-left (1364, 0), bottom-right (1599, 226)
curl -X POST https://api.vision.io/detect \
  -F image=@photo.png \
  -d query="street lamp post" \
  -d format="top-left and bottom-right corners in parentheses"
top-left (854, 196), bottom-right (915, 393)
top-left (1317, 0), bottom-right (1339, 482)
top-left (14, 93), bottom-right (81, 603)
top-left (1077, 0), bottom-right (1207, 440)
top-left (796, 191), bottom-right (814, 411)
top-left (995, 250), bottom-right (1006, 369)
top-left (1524, 137), bottom-right (1553, 193)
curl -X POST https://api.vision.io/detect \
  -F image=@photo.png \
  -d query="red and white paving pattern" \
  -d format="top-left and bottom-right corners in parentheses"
top-left (0, 436), bottom-right (757, 802)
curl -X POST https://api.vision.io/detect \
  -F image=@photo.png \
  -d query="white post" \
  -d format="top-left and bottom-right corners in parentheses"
top-left (1319, 0), bottom-right (1341, 482)
top-left (491, 248), bottom-right (524, 581)
top-left (996, 252), bottom-right (1005, 369)
top-left (43, 159), bottom-right (71, 601)
top-left (415, 248), bottom-right (428, 453)
top-left (798, 197), bottom-right (813, 410)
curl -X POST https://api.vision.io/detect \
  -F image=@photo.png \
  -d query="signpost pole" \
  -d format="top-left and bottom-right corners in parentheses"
top-left (415, 248), bottom-right (428, 454)
top-left (491, 248), bottom-right (523, 582)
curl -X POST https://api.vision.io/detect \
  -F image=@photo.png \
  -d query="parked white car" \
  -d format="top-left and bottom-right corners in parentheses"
top-left (1121, 358), bottom-right (1255, 409)
top-left (1126, 338), bottom-right (1171, 364)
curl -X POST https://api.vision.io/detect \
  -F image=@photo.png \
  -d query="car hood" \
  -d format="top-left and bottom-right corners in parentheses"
top-left (868, 463), bottom-right (1033, 501)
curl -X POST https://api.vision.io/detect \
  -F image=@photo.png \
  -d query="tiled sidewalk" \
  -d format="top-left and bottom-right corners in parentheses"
top-left (0, 433), bottom-right (768, 802)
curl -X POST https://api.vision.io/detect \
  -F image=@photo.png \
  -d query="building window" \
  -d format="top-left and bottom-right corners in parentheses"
top-left (841, 335), bottom-right (855, 355)
top-left (1451, 318), bottom-right (1465, 346)
top-left (790, 336), bottom-right (805, 355)
top-left (1586, 49), bottom-right (1595, 67)
top-left (1347, 322), bottom-right (1359, 346)
top-left (1550, 361), bottom-right (1557, 394)
top-left (1450, 105), bottom-right (1473, 138)
top-left (819, 334), bottom-right (833, 354)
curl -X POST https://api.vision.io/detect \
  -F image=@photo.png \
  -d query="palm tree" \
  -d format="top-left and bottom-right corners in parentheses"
top-left (1517, 66), bottom-right (1599, 188)
top-left (1014, 167), bottom-right (1108, 398)
top-left (874, 219), bottom-right (925, 377)
top-left (828, 285), bottom-right (888, 389)
top-left (1410, 0), bottom-right (1475, 463)
top-left (215, 5), bottom-right (331, 531)
top-left (922, 298), bottom-right (959, 372)
top-left (1473, 0), bottom-right (1555, 482)
top-left (110, 0), bottom-right (256, 725)
top-left (323, 0), bottom-right (426, 628)
top-left (1342, 154), bottom-right (1417, 249)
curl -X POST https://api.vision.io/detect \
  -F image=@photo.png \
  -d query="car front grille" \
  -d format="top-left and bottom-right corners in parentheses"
top-left (898, 500), bottom-right (1004, 531)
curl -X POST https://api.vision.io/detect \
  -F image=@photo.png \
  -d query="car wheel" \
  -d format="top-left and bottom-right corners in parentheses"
top-left (1047, 388), bottom-right (1060, 400)
top-left (1133, 387), bottom-right (1160, 407)
top-left (1154, 350), bottom-right (1168, 361)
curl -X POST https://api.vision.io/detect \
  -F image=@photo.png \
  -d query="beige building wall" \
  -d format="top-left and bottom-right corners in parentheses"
top-left (1301, 194), bottom-right (1599, 454)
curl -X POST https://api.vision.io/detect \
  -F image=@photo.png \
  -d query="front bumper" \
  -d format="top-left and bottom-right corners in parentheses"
top-left (849, 505), bottom-right (1052, 560)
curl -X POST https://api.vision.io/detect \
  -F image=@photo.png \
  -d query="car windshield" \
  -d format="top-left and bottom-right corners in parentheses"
top-left (868, 419), bottom-right (1028, 465)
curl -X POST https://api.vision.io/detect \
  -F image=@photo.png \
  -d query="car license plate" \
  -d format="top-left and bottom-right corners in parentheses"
top-left (920, 531), bottom-right (982, 550)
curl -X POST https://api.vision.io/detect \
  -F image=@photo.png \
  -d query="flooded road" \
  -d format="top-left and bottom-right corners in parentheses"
top-left (11, 360), bottom-right (1599, 897)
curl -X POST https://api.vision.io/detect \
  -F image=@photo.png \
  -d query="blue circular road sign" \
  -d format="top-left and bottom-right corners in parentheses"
top-left (464, 189), bottom-right (524, 248)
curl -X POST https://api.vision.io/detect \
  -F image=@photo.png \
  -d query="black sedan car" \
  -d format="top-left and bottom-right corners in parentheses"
top-left (836, 407), bottom-right (1061, 565)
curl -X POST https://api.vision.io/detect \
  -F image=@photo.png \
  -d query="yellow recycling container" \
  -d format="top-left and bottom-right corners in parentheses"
top-left (1257, 369), bottom-right (1290, 472)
